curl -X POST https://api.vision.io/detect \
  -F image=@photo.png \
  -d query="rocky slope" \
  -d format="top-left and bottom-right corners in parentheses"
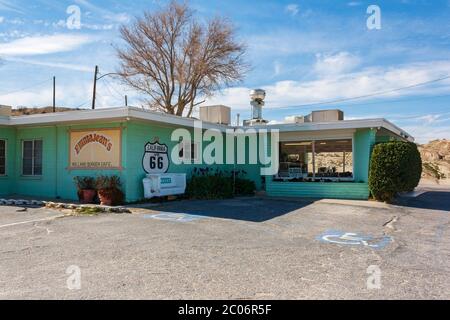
top-left (418, 139), bottom-right (450, 184)
top-left (12, 106), bottom-right (79, 116)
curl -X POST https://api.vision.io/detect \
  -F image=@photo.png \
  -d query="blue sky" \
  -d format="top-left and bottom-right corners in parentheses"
top-left (0, 0), bottom-right (449, 143)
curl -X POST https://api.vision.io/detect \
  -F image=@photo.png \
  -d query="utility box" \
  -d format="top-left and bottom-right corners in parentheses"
top-left (310, 109), bottom-right (344, 122)
top-left (199, 105), bottom-right (231, 125)
top-left (142, 173), bottom-right (186, 199)
top-left (284, 115), bottom-right (306, 124)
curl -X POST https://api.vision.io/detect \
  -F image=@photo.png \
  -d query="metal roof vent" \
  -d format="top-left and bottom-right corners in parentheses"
top-left (243, 89), bottom-right (269, 126)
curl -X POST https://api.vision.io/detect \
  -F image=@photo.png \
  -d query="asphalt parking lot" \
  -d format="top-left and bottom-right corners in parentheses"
top-left (0, 193), bottom-right (448, 299)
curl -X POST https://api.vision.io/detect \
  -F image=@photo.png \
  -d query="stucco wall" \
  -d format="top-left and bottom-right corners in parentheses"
top-left (353, 128), bottom-right (377, 183)
top-left (0, 127), bottom-right (16, 196)
top-left (2, 122), bottom-right (378, 202)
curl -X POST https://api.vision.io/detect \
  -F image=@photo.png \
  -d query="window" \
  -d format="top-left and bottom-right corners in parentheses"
top-left (22, 140), bottom-right (43, 176)
top-left (0, 140), bottom-right (5, 175)
top-left (278, 139), bottom-right (353, 181)
top-left (314, 139), bottom-right (353, 179)
top-left (178, 141), bottom-right (200, 162)
top-left (279, 141), bottom-right (314, 178)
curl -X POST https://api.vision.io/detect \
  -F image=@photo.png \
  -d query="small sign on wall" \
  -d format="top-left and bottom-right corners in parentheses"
top-left (69, 128), bottom-right (122, 170)
top-left (142, 141), bottom-right (169, 174)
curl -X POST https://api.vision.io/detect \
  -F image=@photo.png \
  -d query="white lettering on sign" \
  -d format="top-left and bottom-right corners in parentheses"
top-left (142, 142), bottom-right (170, 174)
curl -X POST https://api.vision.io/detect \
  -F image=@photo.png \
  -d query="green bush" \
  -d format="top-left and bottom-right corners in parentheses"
top-left (73, 176), bottom-right (95, 190)
top-left (186, 175), bottom-right (234, 199)
top-left (369, 141), bottom-right (422, 202)
top-left (234, 178), bottom-right (256, 196)
top-left (186, 168), bottom-right (256, 199)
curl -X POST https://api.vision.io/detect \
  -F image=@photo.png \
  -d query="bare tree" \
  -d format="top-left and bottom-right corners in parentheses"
top-left (116, 1), bottom-right (247, 117)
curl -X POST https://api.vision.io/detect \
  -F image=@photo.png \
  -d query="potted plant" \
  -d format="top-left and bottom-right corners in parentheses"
top-left (73, 176), bottom-right (96, 204)
top-left (95, 175), bottom-right (124, 206)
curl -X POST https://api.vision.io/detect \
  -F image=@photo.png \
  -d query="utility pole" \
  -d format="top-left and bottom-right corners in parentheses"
top-left (125, 95), bottom-right (128, 107)
top-left (91, 65), bottom-right (99, 110)
top-left (52, 76), bottom-right (56, 112)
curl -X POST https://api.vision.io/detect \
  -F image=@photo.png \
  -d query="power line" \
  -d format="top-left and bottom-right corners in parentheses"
top-left (101, 79), bottom-right (124, 102)
top-left (389, 110), bottom-right (450, 121)
top-left (336, 92), bottom-right (450, 108)
top-left (0, 78), bottom-right (52, 97)
top-left (264, 75), bottom-right (450, 110)
top-left (73, 99), bottom-right (91, 109)
top-left (272, 92), bottom-right (450, 111)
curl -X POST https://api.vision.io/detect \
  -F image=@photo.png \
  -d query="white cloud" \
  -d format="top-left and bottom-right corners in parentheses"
top-left (0, 16), bottom-right (4, 23)
top-left (204, 60), bottom-right (450, 110)
top-left (0, 82), bottom-right (89, 108)
top-left (74, 0), bottom-right (131, 24)
top-left (314, 52), bottom-right (361, 75)
top-left (402, 124), bottom-right (450, 144)
top-left (7, 18), bottom-right (24, 25)
top-left (248, 31), bottom-right (344, 57)
top-left (0, 34), bottom-right (96, 56)
top-left (0, 0), bottom-right (25, 14)
top-left (0, 79), bottom-right (133, 109)
top-left (347, 2), bottom-right (362, 6)
top-left (285, 4), bottom-right (299, 16)
top-left (52, 18), bottom-right (115, 31)
top-left (388, 112), bottom-right (450, 142)
top-left (4, 57), bottom-right (92, 72)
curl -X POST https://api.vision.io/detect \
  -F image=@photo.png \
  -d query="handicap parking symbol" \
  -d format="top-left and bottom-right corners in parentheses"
top-left (316, 230), bottom-right (392, 249)
top-left (143, 212), bottom-right (206, 223)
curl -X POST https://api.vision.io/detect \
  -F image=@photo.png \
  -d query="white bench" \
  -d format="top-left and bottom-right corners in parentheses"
top-left (142, 173), bottom-right (186, 199)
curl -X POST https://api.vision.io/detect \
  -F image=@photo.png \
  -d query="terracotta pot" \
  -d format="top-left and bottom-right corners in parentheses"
top-left (77, 190), bottom-right (83, 202)
top-left (81, 189), bottom-right (96, 204)
top-left (98, 190), bottom-right (113, 206)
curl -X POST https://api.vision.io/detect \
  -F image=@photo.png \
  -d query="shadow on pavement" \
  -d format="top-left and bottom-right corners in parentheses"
top-left (396, 191), bottom-right (450, 212)
top-left (148, 198), bottom-right (314, 222)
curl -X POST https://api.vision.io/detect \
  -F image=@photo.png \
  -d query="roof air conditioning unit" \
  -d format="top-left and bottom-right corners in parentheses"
top-left (199, 105), bottom-right (231, 125)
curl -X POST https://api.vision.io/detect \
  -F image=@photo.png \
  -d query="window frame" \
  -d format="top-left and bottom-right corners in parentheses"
top-left (21, 139), bottom-right (43, 176)
top-left (0, 139), bottom-right (6, 176)
top-left (278, 137), bottom-right (354, 181)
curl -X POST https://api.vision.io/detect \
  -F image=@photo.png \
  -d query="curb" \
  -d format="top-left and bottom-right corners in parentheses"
top-left (0, 199), bottom-right (131, 214)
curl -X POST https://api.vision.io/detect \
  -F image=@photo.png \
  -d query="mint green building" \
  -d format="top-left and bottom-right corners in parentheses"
top-left (0, 106), bottom-right (412, 201)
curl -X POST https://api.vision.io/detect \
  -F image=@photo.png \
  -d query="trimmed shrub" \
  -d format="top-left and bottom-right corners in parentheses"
top-left (369, 141), bottom-right (422, 202)
top-left (234, 178), bottom-right (256, 196)
top-left (186, 168), bottom-right (256, 199)
top-left (186, 175), bottom-right (234, 199)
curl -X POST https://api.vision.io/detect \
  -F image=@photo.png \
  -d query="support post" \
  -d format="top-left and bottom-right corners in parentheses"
top-left (92, 65), bottom-right (99, 110)
top-left (52, 76), bottom-right (56, 112)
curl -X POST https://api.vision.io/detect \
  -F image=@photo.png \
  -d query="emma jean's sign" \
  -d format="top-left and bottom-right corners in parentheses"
top-left (142, 141), bottom-right (169, 174)
top-left (69, 128), bottom-right (122, 169)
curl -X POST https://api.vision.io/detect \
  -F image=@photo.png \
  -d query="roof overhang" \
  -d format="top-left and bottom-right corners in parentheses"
top-left (3, 107), bottom-right (414, 141)
top-left (245, 118), bottom-right (414, 142)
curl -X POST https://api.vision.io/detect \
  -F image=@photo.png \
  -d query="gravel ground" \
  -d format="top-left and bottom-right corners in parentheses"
top-left (0, 194), bottom-right (448, 299)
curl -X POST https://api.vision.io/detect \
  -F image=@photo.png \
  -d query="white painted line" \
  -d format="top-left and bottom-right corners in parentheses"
top-left (0, 215), bottom-right (64, 229)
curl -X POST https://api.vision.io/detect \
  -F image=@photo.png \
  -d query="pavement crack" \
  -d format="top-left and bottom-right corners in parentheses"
top-left (383, 216), bottom-right (399, 231)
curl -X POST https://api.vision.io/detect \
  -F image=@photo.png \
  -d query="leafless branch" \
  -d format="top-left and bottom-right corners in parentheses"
top-left (116, 1), bottom-right (248, 116)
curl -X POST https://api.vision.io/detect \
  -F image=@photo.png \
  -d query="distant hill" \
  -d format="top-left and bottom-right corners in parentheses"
top-left (418, 139), bottom-right (450, 184)
top-left (12, 107), bottom-right (80, 116)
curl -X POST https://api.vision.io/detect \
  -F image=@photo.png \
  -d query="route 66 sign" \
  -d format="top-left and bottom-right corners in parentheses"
top-left (142, 141), bottom-right (169, 174)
